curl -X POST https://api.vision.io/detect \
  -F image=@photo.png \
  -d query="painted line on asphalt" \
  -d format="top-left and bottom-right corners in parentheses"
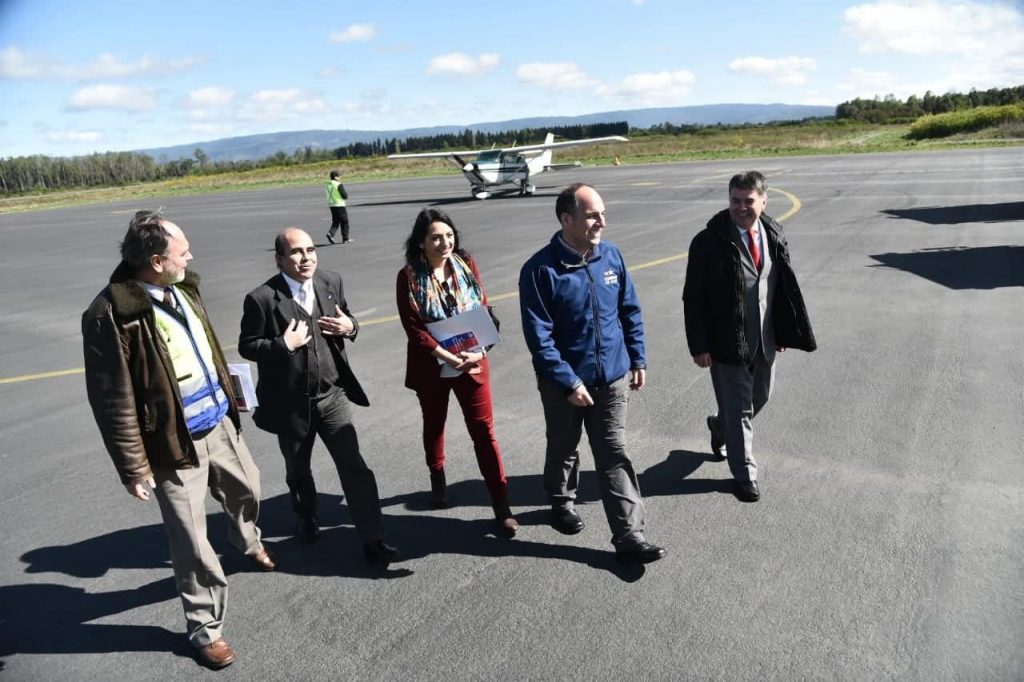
top-left (1, 187), bottom-right (802, 386)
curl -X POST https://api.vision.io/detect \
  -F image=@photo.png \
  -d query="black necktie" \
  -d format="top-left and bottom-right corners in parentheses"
top-left (163, 287), bottom-right (180, 314)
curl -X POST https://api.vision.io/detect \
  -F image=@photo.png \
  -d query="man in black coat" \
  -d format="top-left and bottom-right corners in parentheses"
top-left (239, 227), bottom-right (398, 563)
top-left (683, 172), bottom-right (816, 502)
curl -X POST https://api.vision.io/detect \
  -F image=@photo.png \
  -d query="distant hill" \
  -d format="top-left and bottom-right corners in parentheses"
top-left (139, 103), bottom-right (834, 162)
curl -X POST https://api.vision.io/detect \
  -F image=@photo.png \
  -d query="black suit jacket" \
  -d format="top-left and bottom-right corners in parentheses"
top-left (239, 270), bottom-right (369, 438)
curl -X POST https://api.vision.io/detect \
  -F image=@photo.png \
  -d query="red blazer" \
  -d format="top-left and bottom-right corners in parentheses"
top-left (396, 255), bottom-right (490, 391)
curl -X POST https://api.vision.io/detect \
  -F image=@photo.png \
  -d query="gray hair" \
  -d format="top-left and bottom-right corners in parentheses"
top-left (120, 209), bottom-right (170, 268)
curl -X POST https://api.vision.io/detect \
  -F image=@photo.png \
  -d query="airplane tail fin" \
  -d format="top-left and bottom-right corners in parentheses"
top-left (528, 133), bottom-right (555, 176)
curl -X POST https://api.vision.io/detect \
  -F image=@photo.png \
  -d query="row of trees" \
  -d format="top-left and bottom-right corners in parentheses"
top-left (835, 86), bottom-right (1024, 123)
top-left (0, 122), bottom-right (629, 195)
top-left (384, 122), bottom-right (630, 155)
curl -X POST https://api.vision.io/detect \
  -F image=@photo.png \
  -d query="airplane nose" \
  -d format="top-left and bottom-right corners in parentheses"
top-left (462, 163), bottom-right (476, 173)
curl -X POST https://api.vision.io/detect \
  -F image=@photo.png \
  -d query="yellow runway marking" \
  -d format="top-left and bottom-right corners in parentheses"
top-left (0, 368), bottom-right (85, 384)
top-left (2, 186), bottom-right (802, 386)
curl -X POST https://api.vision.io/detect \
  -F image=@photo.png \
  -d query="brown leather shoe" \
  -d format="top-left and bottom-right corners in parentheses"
top-left (197, 638), bottom-right (236, 669)
top-left (251, 546), bottom-right (277, 571)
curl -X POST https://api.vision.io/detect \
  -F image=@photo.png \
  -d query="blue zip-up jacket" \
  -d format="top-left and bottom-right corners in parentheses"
top-left (519, 232), bottom-right (645, 393)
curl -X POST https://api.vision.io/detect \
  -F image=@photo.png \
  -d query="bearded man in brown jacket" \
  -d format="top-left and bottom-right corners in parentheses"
top-left (82, 210), bottom-right (276, 669)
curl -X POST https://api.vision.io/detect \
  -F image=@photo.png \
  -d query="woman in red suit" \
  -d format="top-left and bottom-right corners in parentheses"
top-left (396, 208), bottom-right (517, 536)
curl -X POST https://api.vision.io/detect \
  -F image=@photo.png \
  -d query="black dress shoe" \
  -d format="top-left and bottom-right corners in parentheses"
top-left (326, 232), bottom-right (336, 244)
top-left (734, 480), bottom-right (760, 502)
top-left (296, 516), bottom-right (320, 543)
top-left (364, 540), bottom-right (401, 564)
top-left (549, 507), bottom-right (585, 535)
top-left (616, 541), bottom-right (667, 563)
top-left (707, 415), bottom-right (726, 461)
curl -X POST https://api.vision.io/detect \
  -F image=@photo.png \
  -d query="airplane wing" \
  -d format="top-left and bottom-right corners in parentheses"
top-left (387, 135), bottom-right (628, 160)
top-left (498, 135), bottom-right (628, 153)
top-left (387, 149), bottom-right (483, 159)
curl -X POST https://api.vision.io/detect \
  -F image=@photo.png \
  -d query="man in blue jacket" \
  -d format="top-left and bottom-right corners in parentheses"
top-left (519, 183), bottom-right (666, 563)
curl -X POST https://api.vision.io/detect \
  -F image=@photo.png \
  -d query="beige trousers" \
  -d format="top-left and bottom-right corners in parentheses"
top-left (153, 416), bottom-right (263, 647)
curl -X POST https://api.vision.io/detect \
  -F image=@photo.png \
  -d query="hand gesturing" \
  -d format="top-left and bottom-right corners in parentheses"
top-left (283, 318), bottom-right (312, 350)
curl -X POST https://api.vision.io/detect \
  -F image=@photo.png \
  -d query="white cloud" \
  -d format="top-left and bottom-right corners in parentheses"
top-left (518, 62), bottom-right (695, 105)
top-left (0, 46), bottom-right (201, 80)
top-left (0, 46), bottom-right (50, 78)
top-left (595, 70), bottom-right (697, 106)
top-left (839, 2), bottom-right (1024, 97)
top-left (729, 56), bottom-right (817, 85)
top-left (48, 130), bottom-right (102, 143)
top-left (68, 84), bottom-right (158, 111)
top-left (185, 86), bottom-right (236, 108)
top-left (239, 89), bottom-right (330, 122)
top-left (329, 23), bottom-right (376, 43)
top-left (844, 1), bottom-right (1024, 57)
top-left (426, 52), bottom-right (500, 76)
top-left (320, 67), bottom-right (347, 78)
top-left (516, 62), bottom-right (599, 89)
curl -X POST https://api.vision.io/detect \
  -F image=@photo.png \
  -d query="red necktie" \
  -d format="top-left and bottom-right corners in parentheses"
top-left (747, 228), bottom-right (762, 272)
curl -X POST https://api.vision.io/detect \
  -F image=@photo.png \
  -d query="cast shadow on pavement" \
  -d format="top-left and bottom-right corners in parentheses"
top-left (0, 578), bottom-right (191, 661)
top-left (17, 494), bottom-right (387, 581)
top-left (639, 449), bottom-right (735, 498)
top-left (881, 201), bottom-right (1024, 225)
top-left (869, 245), bottom-right (1024, 290)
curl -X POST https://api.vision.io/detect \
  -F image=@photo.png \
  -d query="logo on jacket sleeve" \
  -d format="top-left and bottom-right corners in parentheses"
top-left (603, 269), bottom-right (619, 286)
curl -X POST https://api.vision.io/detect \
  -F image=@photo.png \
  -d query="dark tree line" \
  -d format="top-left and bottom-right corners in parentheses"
top-left (381, 122), bottom-right (629, 155)
top-left (0, 122), bottom-right (630, 195)
top-left (836, 85), bottom-right (1024, 123)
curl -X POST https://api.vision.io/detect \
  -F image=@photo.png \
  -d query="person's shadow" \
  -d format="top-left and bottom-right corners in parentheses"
top-left (7, 458), bottom-right (729, 663)
top-left (639, 449), bottom-right (735, 498)
top-left (4, 482), bottom-right (650, 661)
top-left (0, 578), bottom-right (191, 660)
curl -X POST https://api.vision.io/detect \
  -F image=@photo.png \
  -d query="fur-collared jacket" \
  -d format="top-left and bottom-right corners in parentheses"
top-left (683, 210), bottom-right (817, 364)
top-left (82, 264), bottom-right (240, 484)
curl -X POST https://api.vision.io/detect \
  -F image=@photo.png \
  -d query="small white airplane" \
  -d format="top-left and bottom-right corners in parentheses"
top-left (387, 132), bottom-right (628, 199)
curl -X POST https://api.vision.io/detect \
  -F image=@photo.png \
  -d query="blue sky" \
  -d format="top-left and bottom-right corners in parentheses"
top-left (2, 0), bottom-right (1023, 158)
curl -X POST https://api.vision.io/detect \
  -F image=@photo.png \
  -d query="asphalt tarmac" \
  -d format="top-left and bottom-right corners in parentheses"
top-left (1, 148), bottom-right (1022, 680)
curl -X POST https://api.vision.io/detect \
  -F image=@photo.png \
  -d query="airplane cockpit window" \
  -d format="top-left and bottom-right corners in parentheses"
top-left (477, 151), bottom-right (501, 163)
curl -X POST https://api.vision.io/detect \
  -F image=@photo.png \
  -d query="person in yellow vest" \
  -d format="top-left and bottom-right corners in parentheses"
top-left (325, 169), bottom-right (352, 244)
top-left (82, 210), bottom-right (276, 670)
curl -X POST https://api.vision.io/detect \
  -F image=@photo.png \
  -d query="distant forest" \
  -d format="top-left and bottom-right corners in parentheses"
top-left (835, 85), bottom-right (1024, 123)
top-left (0, 122), bottom-right (627, 194)
top-left (3, 86), bottom-right (1024, 194)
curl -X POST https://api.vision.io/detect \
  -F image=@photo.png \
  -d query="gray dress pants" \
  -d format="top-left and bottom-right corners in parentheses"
top-left (709, 352), bottom-right (775, 483)
top-left (153, 416), bottom-right (264, 647)
top-left (538, 375), bottom-right (647, 548)
top-left (276, 387), bottom-right (385, 544)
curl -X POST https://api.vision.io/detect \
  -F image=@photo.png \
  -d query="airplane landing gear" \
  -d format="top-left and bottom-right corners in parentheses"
top-left (519, 182), bottom-right (536, 196)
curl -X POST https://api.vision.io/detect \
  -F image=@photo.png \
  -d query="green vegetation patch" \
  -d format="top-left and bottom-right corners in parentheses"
top-left (907, 104), bottom-right (1024, 140)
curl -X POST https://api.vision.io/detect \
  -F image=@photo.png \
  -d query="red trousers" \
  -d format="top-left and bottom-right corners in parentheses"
top-left (415, 363), bottom-right (509, 503)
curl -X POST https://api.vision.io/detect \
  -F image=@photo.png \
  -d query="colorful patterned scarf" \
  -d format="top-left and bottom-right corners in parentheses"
top-left (404, 252), bottom-right (484, 323)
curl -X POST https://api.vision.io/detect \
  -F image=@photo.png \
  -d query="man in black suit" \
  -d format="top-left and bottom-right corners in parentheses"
top-left (239, 227), bottom-right (398, 563)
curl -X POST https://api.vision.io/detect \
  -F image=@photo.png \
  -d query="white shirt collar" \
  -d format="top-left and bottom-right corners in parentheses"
top-left (735, 218), bottom-right (762, 236)
top-left (280, 272), bottom-right (313, 298)
top-left (142, 281), bottom-right (172, 303)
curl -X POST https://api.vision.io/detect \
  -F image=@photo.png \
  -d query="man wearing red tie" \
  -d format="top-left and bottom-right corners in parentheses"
top-left (682, 172), bottom-right (816, 502)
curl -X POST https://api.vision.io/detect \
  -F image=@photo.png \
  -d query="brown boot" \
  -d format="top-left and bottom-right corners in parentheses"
top-left (429, 469), bottom-right (449, 509)
top-left (492, 499), bottom-right (518, 538)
